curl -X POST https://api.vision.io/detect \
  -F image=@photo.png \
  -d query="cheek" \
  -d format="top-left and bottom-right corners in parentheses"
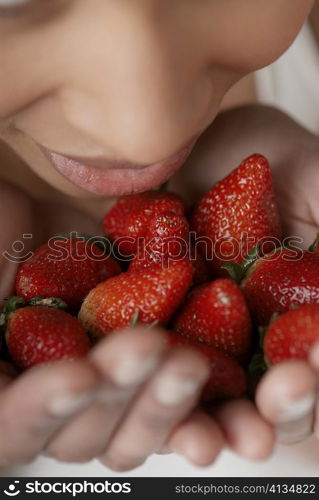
top-left (203, 0), bottom-right (314, 72)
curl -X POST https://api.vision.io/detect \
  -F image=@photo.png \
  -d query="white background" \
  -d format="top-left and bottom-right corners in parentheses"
top-left (2, 436), bottom-right (319, 477)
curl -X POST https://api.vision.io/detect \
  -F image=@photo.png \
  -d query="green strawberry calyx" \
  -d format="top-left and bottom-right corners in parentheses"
top-left (222, 242), bottom-right (287, 284)
top-left (247, 311), bottom-right (281, 385)
top-left (0, 296), bottom-right (25, 327)
top-left (308, 233), bottom-right (319, 253)
top-left (222, 243), bottom-right (263, 284)
top-left (0, 296), bottom-right (68, 329)
top-left (248, 312), bottom-right (280, 377)
top-left (248, 352), bottom-right (268, 381)
top-left (130, 309), bottom-right (140, 327)
top-left (129, 309), bottom-right (159, 329)
top-left (27, 296), bottom-right (68, 309)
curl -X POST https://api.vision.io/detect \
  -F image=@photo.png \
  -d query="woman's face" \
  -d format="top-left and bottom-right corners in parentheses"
top-left (0, 0), bottom-right (314, 197)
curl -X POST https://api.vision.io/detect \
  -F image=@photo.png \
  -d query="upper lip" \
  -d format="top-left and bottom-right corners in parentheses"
top-left (41, 136), bottom-right (199, 171)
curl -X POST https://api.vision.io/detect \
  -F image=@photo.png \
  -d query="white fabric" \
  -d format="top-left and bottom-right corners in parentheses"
top-left (3, 22), bottom-right (319, 480)
top-left (2, 437), bottom-right (319, 478)
top-left (255, 22), bottom-right (319, 134)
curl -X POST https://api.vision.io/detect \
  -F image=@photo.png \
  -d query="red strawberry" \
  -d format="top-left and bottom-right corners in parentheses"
top-left (79, 259), bottom-right (193, 338)
top-left (191, 154), bottom-right (282, 275)
top-left (264, 304), bottom-right (319, 365)
top-left (1, 299), bottom-right (91, 369)
top-left (129, 212), bottom-right (189, 272)
top-left (242, 248), bottom-right (319, 326)
top-left (103, 191), bottom-right (186, 257)
top-left (16, 236), bottom-right (121, 310)
top-left (173, 279), bottom-right (252, 362)
top-left (168, 332), bottom-right (247, 401)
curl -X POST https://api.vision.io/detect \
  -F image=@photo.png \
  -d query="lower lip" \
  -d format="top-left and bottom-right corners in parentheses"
top-left (41, 141), bottom-right (197, 196)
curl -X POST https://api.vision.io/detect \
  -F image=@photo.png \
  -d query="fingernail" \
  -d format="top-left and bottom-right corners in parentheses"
top-left (277, 394), bottom-right (316, 423)
top-left (48, 391), bottom-right (95, 418)
top-left (275, 394), bottom-right (315, 445)
top-left (276, 413), bottom-right (314, 445)
top-left (153, 373), bottom-right (204, 407)
top-left (110, 354), bottom-right (159, 388)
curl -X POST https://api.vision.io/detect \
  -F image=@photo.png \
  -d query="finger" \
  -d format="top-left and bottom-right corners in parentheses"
top-left (99, 347), bottom-right (210, 472)
top-left (167, 410), bottom-right (224, 466)
top-left (256, 361), bottom-right (316, 445)
top-left (156, 445), bottom-right (172, 455)
top-left (44, 327), bottom-right (167, 463)
top-left (281, 218), bottom-right (318, 249)
top-left (214, 399), bottom-right (275, 460)
top-left (0, 360), bottom-right (100, 466)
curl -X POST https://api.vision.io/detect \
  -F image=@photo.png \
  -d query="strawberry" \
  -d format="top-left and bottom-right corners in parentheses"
top-left (129, 212), bottom-right (211, 284)
top-left (264, 304), bottom-right (319, 365)
top-left (129, 212), bottom-right (189, 272)
top-left (103, 191), bottom-right (186, 258)
top-left (0, 297), bottom-right (91, 369)
top-left (191, 154), bottom-right (282, 275)
top-left (79, 259), bottom-right (193, 338)
top-left (241, 248), bottom-right (319, 326)
top-left (172, 279), bottom-right (252, 362)
top-left (16, 236), bottom-right (121, 311)
top-left (168, 332), bottom-right (247, 401)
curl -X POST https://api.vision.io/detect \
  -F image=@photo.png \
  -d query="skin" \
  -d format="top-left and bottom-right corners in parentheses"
top-left (0, 0), bottom-right (318, 471)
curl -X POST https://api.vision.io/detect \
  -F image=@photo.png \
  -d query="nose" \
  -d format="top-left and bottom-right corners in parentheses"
top-left (60, 0), bottom-right (221, 163)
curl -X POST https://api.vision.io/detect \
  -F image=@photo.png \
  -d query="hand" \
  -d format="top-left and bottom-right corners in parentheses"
top-left (0, 141), bottom-right (276, 471)
top-left (174, 103), bottom-right (319, 446)
top-left (0, 325), bottom-right (214, 470)
top-left (0, 182), bottom-right (218, 470)
top-left (255, 131), bottom-right (319, 445)
top-left (44, 327), bottom-right (275, 468)
top-left (0, 325), bottom-right (277, 471)
top-left (249, 108), bottom-right (319, 446)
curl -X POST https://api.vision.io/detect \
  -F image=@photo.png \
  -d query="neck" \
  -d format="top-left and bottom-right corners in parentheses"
top-left (310, 1), bottom-right (319, 46)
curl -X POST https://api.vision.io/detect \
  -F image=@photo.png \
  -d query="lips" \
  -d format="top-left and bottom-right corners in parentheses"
top-left (40, 140), bottom-right (197, 196)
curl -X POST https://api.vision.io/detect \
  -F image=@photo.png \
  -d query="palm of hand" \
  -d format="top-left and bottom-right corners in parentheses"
top-left (272, 152), bottom-right (319, 247)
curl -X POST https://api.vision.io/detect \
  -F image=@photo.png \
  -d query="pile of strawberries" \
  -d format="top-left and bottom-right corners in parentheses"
top-left (2, 153), bottom-right (319, 403)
